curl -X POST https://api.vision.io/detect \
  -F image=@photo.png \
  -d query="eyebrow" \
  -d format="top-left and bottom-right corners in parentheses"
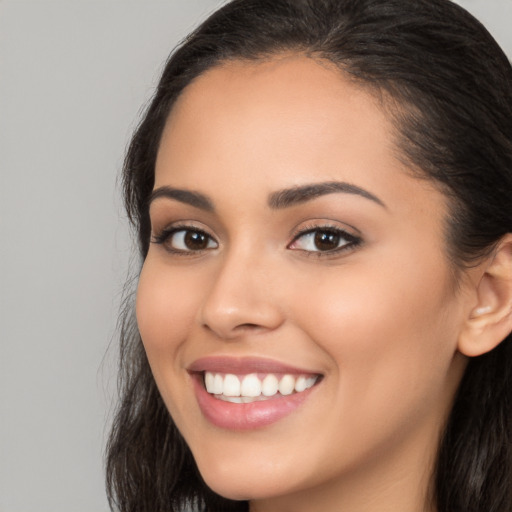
top-left (149, 186), bottom-right (214, 212)
top-left (149, 180), bottom-right (386, 212)
top-left (268, 181), bottom-right (386, 209)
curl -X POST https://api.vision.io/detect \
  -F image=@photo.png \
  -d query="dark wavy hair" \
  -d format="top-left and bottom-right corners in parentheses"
top-left (105, 1), bottom-right (512, 511)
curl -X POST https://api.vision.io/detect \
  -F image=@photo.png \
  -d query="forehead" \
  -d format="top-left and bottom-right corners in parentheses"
top-left (154, 55), bottom-right (447, 227)
top-left (170, 54), bottom-right (382, 121)
top-left (156, 55), bottom-right (399, 186)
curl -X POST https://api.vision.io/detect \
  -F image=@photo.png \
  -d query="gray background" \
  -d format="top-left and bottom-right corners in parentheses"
top-left (1, 1), bottom-right (511, 511)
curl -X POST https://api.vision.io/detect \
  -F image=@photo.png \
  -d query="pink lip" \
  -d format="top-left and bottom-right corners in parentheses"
top-left (188, 356), bottom-right (319, 375)
top-left (188, 356), bottom-right (322, 431)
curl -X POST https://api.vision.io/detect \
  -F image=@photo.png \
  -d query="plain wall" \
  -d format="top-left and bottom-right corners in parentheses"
top-left (1, 1), bottom-right (511, 511)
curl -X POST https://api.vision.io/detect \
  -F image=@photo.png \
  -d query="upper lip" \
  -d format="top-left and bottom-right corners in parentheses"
top-left (188, 356), bottom-right (322, 376)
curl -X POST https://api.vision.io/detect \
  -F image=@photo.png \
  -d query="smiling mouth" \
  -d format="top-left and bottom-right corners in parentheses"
top-left (203, 372), bottom-right (320, 403)
top-left (188, 357), bottom-right (323, 429)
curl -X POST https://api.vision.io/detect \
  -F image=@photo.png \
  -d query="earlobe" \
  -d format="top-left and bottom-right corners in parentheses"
top-left (458, 235), bottom-right (512, 357)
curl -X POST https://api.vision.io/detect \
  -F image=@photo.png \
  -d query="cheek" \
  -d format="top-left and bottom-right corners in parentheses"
top-left (294, 251), bottom-right (460, 426)
top-left (136, 257), bottom-right (199, 363)
top-left (135, 257), bottom-right (206, 429)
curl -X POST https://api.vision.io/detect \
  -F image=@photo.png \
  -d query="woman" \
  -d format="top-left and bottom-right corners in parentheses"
top-left (106, 0), bottom-right (512, 511)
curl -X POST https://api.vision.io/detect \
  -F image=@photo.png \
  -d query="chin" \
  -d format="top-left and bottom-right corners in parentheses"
top-left (191, 446), bottom-right (303, 502)
top-left (201, 472), bottom-right (285, 503)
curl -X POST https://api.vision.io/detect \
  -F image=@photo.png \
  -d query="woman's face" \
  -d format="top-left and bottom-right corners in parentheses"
top-left (137, 56), bottom-right (470, 510)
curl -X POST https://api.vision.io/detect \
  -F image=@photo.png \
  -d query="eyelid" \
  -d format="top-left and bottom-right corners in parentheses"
top-left (151, 219), bottom-right (215, 239)
top-left (287, 222), bottom-right (362, 255)
top-left (151, 222), bottom-right (219, 254)
top-left (289, 219), bottom-right (360, 240)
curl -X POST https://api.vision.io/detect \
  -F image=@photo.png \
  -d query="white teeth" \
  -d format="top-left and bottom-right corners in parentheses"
top-left (219, 396), bottom-right (244, 403)
top-left (241, 374), bottom-right (261, 397)
top-left (262, 374), bottom-right (279, 396)
top-left (295, 376), bottom-right (307, 392)
top-left (306, 376), bottom-right (316, 388)
top-left (213, 374), bottom-right (223, 394)
top-left (204, 371), bottom-right (318, 400)
top-left (204, 371), bottom-right (215, 392)
top-left (223, 374), bottom-right (240, 396)
top-left (278, 374), bottom-right (295, 395)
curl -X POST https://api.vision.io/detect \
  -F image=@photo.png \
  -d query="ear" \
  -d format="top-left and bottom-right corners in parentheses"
top-left (458, 235), bottom-right (512, 357)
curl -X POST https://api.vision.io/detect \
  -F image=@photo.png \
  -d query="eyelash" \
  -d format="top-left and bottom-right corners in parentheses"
top-left (151, 223), bottom-right (362, 257)
top-left (288, 223), bottom-right (362, 257)
top-left (151, 224), bottom-right (217, 256)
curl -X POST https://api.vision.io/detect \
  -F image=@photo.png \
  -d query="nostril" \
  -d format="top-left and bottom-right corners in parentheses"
top-left (199, 288), bottom-right (285, 338)
top-left (201, 321), bottom-right (267, 340)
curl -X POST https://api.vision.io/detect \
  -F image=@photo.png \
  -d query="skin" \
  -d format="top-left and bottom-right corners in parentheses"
top-left (136, 55), bottom-right (476, 512)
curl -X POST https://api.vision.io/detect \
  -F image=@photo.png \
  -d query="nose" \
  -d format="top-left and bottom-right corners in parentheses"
top-left (198, 249), bottom-right (284, 340)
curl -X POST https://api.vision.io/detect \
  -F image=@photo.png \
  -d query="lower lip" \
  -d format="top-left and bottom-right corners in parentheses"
top-left (192, 375), bottom-right (318, 430)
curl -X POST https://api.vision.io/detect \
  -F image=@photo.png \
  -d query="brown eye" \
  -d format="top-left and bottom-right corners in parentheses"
top-left (288, 227), bottom-right (360, 254)
top-left (183, 231), bottom-right (210, 250)
top-left (154, 228), bottom-right (218, 253)
top-left (313, 231), bottom-right (341, 251)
